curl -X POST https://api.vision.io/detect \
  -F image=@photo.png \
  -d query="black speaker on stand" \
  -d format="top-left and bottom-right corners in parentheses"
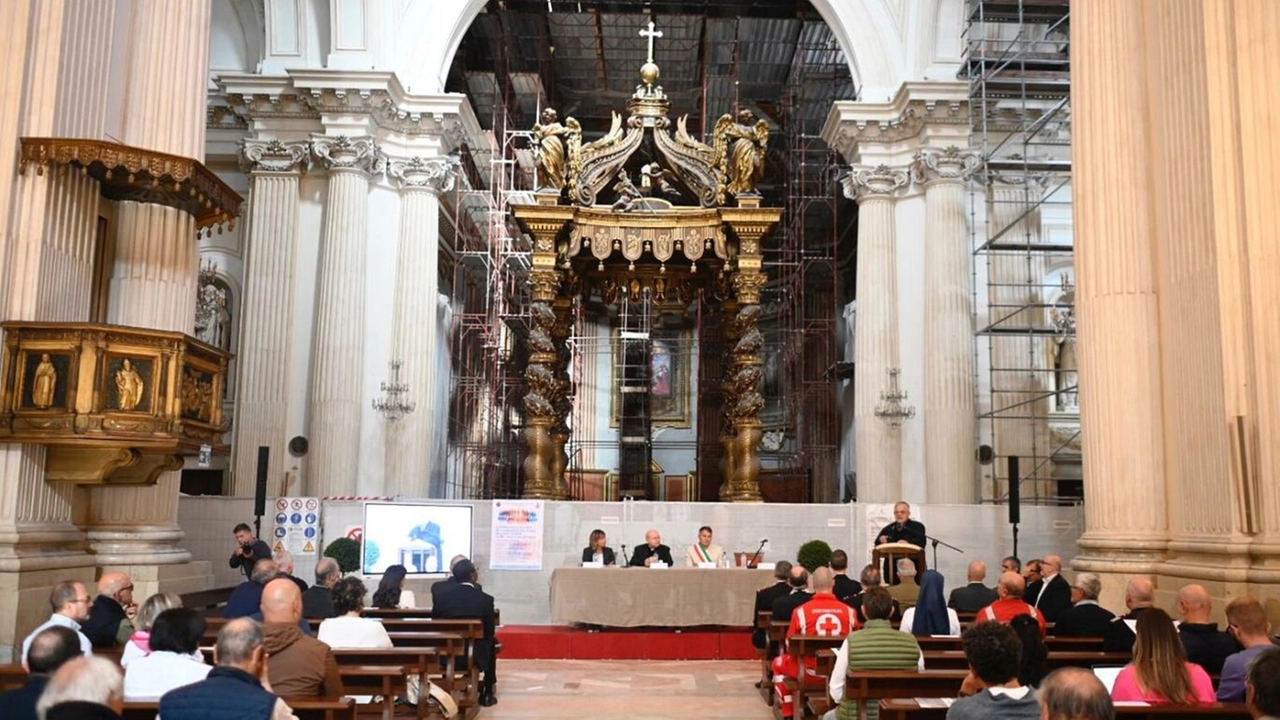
top-left (253, 446), bottom-right (269, 540)
top-left (1008, 455), bottom-right (1021, 559)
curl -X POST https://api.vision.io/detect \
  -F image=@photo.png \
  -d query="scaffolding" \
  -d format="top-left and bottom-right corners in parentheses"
top-left (963, 0), bottom-right (1077, 505)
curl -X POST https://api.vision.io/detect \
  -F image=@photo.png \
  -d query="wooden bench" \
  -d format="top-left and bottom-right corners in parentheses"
top-left (331, 642), bottom-right (475, 718)
top-left (121, 697), bottom-right (356, 720)
top-left (179, 586), bottom-right (240, 618)
top-left (337, 664), bottom-right (410, 720)
top-left (913, 634), bottom-right (1106, 652)
top-left (362, 607), bottom-right (502, 625)
top-left (877, 698), bottom-right (1251, 720)
top-left (919, 649), bottom-right (1131, 671)
top-left (0, 663), bottom-right (27, 692)
top-left (779, 635), bottom-right (847, 719)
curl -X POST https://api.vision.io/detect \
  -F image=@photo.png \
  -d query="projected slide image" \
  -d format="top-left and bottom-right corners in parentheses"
top-left (362, 503), bottom-right (473, 575)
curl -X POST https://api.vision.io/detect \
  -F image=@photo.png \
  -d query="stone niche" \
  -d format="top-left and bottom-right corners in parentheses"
top-left (0, 322), bottom-right (231, 485)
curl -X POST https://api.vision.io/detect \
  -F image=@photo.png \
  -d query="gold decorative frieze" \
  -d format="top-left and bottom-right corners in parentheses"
top-left (1, 323), bottom-right (232, 485)
top-left (18, 137), bottom-right (244, 235)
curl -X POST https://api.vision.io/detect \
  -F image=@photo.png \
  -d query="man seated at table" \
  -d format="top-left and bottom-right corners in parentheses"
top-left (825, 587), bottom-right (922, 720)
top-left (628, 529), bottom-right (674, 567)
top-left (977, 571), bottom-right (1045, 634)
top-left (948, 622), bottom-right (1041, 719)
top-left (771, 568), bottom-right (857, 718)
top-left (684, 526), bottom-right (725, 566)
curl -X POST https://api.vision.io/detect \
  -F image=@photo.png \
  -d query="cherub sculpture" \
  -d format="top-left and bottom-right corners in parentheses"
top-left (713, 110), bottom-right (770, 196)
top-left (532, 107), bottom-right (582, 191)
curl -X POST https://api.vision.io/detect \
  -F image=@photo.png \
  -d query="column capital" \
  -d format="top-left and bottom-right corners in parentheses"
top-left (311, 135), bottom-right (386, 176)
top-left (911, 146), bottom-right (980, 187)
top-left (388, 156), bottom-right (457, 194)
top-left (238, 139), bottom-right (311, 174)
top-left (842, 164), bottom-right (910, 202)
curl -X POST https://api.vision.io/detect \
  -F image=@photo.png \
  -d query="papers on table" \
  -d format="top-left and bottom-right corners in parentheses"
top-left (581, 560), bottom-right (604, 568)
top-left (914, 698), bottom-right (954, 708)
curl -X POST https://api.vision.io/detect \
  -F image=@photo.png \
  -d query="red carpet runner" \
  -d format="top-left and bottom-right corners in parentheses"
top-left (496, 625), bottom-right (759, 660)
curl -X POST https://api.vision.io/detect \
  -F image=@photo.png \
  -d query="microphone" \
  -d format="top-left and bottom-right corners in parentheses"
top-left (747, 538), bottom-right (768, 569)
top-left (620, 543), bottom-right (630, 567)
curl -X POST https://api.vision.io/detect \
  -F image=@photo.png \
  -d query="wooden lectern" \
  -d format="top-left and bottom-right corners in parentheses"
top-left (872, 541), bottom-right (926, 585)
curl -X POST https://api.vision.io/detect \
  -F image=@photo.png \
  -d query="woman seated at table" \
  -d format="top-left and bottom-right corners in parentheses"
top-left (898, 570), bottom-right (961, 636)
top-left (318, 577), bottom-right (392, 648)
top-left (580, 528), bottom-right (616, 566)
top-left (1111, 607), bottom-right (1216, 704)
top-left (684, 526), bottom-right (725, 567)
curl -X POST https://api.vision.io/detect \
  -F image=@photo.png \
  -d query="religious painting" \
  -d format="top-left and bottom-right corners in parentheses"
top-left (104, 356), bottom-right (153, 413)
top-left (19, 352), bottom-right (71, 410)
top-left (610, 327), bottom-right (692, 428)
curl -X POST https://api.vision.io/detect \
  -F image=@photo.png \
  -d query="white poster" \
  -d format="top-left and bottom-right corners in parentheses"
top-left (273, 497), bottom-right (321, 557)
top-left (863, 503), bottom-right (896, 567)
top-left (488, 500), bottom-right (544, 571)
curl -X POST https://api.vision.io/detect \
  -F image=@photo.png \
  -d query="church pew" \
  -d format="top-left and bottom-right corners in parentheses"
top-left (780, 635), bottom-right (847, 720)
top-left (336, 664), bottom-right (409, 720)
top-left (363, 607), bottom-right (502, 625)
top-left (756, 610), bottom-right (774, 697)
top-left (914, 634), bottom-right (1106, 652)
top-left (919, 649), bottom-right (1131, 671)
top-left (330, 642), bottom-right (476, 717)
top-left (876, 698), bottom-right (1251, 720)
top-left (180, 586), bottom-right (240, 618)
top-left (121, 696), bottom-right (356, 720)
top-left (0, 663), bottom-right (26, 691)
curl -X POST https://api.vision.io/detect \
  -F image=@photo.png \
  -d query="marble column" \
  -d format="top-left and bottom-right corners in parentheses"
top-left (844, 165), bottom-right (908, 503)
top-left (385, 156), bottom-right (454, 498)
top-left (307, 136), bottom-right (383, 498)
top-left (230, 140), bottom-right (310, 496)
top-left (1071, 0), bottom-right (1169, 577)
top-left (913, 147), bottom-right (979, 504)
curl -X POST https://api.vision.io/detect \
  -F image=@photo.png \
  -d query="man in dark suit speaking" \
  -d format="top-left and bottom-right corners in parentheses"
top-left (874, 501), bottom-right (926, 584)
top-left (628, 529), bottom-right (674, 567)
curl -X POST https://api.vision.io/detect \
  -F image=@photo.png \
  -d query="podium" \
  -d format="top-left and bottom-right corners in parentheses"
top-left (872, 541), bottom-right (926, 585)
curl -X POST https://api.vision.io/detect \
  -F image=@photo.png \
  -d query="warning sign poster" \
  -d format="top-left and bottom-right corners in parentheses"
top-left (273, 497), bottom-right (321, 556)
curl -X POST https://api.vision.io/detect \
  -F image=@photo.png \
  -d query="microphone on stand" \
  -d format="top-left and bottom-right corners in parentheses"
top-left (747, 538), bottom-right (768, 569)
top-left (620, 544), bottom-right (630, 567)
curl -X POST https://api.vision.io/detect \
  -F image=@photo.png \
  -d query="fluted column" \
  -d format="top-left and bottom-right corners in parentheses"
top-left (844, 165), bottom-right (908, 503)
top-left (230, 140), bottom-right (310, 496)
top-left (385, 156), bottom-right (454, 497)
top-left (1072, 0), bottom-right (1169, 574)
top-left (914, 147), bottom-right (979, 504)
top-left (307, 136), bottom-right (383, 497)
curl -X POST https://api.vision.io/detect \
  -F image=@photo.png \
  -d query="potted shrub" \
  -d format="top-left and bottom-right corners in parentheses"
top-left (323, 537), bottom-right (361, 574)
top-left (796, 539), bottom-right (833, 572)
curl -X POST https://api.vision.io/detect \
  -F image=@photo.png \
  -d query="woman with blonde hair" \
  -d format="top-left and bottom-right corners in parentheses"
top-left (1111, 607), bottom-right (1215, 704)
top-left (119, 592), bottom-right (183, 667)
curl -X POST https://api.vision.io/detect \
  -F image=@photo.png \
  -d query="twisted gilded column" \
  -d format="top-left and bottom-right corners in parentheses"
top-left (385, 156), bottom-right (454, 498)
top-left (844, 166), bottom-right (908, 503)
top-left (914, 147), bottom-right (979, 504)
top-left (307, 136), bottom-right (383, 498)
top-left (721, 271), bottom-right (767, 502)
top-left (522, 268), bottom-right (563, 499)
top-left (230, 140), bottom-right (310, 496)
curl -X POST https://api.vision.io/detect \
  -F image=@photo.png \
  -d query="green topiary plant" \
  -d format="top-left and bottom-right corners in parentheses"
top-left (324, 537), bottom-right (360, 573)
top-left (796, 539), bottom-right (833, 572)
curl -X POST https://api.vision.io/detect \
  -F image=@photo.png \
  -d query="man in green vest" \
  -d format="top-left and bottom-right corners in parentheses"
top-left (826, 587), bottom-right (922, 720)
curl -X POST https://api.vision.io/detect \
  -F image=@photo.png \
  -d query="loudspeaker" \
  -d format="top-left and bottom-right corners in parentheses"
top-left (1007, 455), bottom-right (1021, 525)
top-left (288, 435), bottom-right (309, 457)
top-left (253, 446), bottom-right (269, 518)
top-left (977, 444), bottom-right (995, 465)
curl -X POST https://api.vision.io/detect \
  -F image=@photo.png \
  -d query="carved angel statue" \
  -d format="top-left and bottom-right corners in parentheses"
top-left (532, 107), bottom-right (582, 191)
top-left (713, 110), bottom-right (770, 196)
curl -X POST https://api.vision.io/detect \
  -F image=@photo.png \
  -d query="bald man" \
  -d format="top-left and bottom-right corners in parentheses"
top-left (259, 578), bottom-right (344, 697)
top-left (1101, 577), bottom-right (1155, 653)
top-left (628, 529), bottom-right (674, 567)
top-left (81, 573), bottom-right (134, 648)
top-left (948, 560), bottom-right (998, 613)
top-left (976, 571), bottom-right (1045, 634)
top-left (771, 567), bottom-right (857, 717)
top-left (1039, 667), bottom-right (1115, 720)
top-left (1176, 583), bottom-right (1241, 675)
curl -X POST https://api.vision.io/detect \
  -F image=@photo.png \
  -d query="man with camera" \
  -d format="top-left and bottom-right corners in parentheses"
top-left (229, 523), bottom-right (273, 580)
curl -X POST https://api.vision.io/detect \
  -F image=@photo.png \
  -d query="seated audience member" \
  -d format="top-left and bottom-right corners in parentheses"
top-left (977, 572), bottom-right (1045, 634)
top-left (81, 573), bottom-right (134, 649)
top-left (948, 560), bottom-right (998, 614)
top-left (830, 550), bottom-right (861, 602)
top-left (301, 557), bottom-right (340, 619)
top-left (1110, 607), bottom-right (1215, 705)
top-left (628, 529), bottom-right (674, 567)
top-left (1247, 647), bottom-right (1280, 720)
top-left (1030, 555), bottom-right (1072, 623)
top-left (318, 576), bottom-right (393, 648)
top-left (0, 626), bottom-right (81, 720)
top-left (886, 559), bottom-right (920, 610)
top-left (1001, 556), bottom-right (1021, 574)
top-left (684, 525), bottom-right (725, 566)
top-left (123, 608), bottom-right (211, 699)
top-left (1218, 596), bottom-right (1277, 702)
top-left (431, 555), bottom-right (470, 605)
top-left (825, 587), bottom-right (922, 720)
top-left (901, 569), bottom-right (961, 636)
top-left (432, 559), bottom-right (499, 707)
top-left (1101, 577), bottom-right (1156, 653)
top-left (771, 566), bottom-right (813, 624)
top-left (847, 565), bottom-right (900, 624)
top-left (947, 622), bottom-right (1041, 720)
top-left (260, 578), bottom-right (345, 697)
top-left (224, 559), bottom-right (279, 619)
top-left (22, 581), bottom-right (93, 664)
top-left (159, 618), bottom-right (296, 720)
top-left (1050, 572), bottom-right (1114, 637)
top-left (752, 560), bottom-right (793, 652)
top-left (1009, 614), bottom-right (1048, 688)
top-left (1038, 667), bottom-right (1116, 720)
top-left (273, 549), bottom-right (309, 594)
top-left (121, 592), bottom-right (182, 667)
top-left (1175, 583), bottom-right (1240, 675)
top-left (772, 568), bottom-right (857, 718)
top-left (581, 529), bottom-right (616, 566)
top-left (372, 564), bottom-right (416, 609)
top-left (34, 656), bottom-right (124, 720)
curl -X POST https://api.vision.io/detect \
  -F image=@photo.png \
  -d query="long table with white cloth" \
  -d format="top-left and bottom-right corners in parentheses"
top-left (549, 566), bottom-right (775, 627)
